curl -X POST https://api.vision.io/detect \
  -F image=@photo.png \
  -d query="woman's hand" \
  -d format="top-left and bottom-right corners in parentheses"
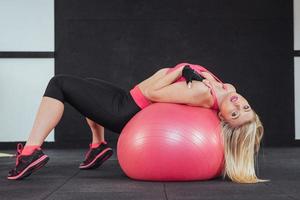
top-left (202, 79), bottom-right (210, 85)
top-left (182, 65), bottom-right (205, 89)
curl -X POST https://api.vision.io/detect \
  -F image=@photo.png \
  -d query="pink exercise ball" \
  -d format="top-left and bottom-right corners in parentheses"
top-left (117, 103), bottom-right (224, 181)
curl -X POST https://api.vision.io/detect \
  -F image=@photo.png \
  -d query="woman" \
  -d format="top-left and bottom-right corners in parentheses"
top-left (7, 62), bottom-right (267, 184)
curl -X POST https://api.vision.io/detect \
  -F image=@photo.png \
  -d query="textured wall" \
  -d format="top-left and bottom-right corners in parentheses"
top-left (55, 0), bottom-right (294, 147)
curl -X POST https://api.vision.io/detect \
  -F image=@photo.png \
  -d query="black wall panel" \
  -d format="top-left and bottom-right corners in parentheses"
top-left (55, 0), bottom-right (294, 147)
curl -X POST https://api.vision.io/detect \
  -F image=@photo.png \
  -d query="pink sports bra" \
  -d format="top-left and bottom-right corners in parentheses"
top-left (129, 62), bottom-right (226, 110)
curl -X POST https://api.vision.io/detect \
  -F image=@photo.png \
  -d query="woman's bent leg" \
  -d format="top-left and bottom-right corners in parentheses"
top-left (40, 74), bottom-right (140, 143)
top-left (23, 74), bottom-right (125, 150)
top-left (42, 74), bottom-right (139, 133)
top-left (78, 78), bottom-right (120, 169)
top-left (24, 74), bottom-right (138, 149)
top-left (8, 74), bottom-right (140, 179)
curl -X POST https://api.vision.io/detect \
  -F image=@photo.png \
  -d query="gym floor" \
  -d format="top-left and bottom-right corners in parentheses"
top-left (0, 148), bottom-right (299, 200)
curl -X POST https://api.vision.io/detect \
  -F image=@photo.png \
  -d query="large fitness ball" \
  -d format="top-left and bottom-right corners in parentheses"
top-left (117, 103), bottom-right (224, 181)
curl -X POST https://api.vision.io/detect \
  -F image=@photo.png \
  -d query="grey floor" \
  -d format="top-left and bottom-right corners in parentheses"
top-left (0, 148), bottom-right (299, 200)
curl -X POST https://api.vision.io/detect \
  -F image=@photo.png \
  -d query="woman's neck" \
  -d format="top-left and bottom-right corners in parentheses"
top-left (215, 83), bottom-right (236, 108)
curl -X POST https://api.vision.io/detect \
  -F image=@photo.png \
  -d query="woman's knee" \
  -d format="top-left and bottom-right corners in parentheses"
top-left (48, 74), bottom-right (81, 92)
top-left (49, 74), bottom-right (73, 86)
top-left (43, 74), bottom-right (74, 103)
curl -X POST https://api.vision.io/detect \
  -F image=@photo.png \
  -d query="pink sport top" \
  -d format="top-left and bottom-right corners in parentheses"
top-left (129, 62), bottom-right (226, 110)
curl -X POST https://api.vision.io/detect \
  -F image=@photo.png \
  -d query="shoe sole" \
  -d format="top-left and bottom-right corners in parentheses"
top-left (22, 157), bottom-right (49, 178)
top-left (7, 155), bottom-right (49, 180)
top-left (79, 148), bottom-right (113, 170)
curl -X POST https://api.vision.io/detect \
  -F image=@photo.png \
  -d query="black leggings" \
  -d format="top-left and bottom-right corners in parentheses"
top-left (43, 74), bottom-right (141, 133)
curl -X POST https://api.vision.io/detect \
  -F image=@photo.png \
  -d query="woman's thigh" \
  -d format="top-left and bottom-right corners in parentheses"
top-left (44, 75), bottom-right (140, 133)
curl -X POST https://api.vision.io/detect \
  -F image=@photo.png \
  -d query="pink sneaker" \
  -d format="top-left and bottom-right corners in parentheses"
top-left (79, 142), bottom-right (113, 170)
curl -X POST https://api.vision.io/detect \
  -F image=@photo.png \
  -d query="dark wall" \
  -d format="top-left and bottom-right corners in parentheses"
top-left (55, 0), bottom-right (295, 147)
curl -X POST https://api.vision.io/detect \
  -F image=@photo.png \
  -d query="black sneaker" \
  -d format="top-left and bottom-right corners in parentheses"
top-left (79, 142), bottom-right (113, 170)
top-left (7, 143), bottom-right (49, 180)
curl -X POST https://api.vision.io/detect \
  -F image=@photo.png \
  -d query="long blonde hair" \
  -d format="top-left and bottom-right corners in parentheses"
top-left (220, 112), bottom-right (269, 184)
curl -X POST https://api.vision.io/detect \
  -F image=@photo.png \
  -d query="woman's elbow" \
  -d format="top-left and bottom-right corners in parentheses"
top-left (146, 89), bottom-right (159, 102)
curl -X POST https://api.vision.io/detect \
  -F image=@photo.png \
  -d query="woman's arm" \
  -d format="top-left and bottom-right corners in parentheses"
top-left (147, 80), bottom-right (212, 107)
top-left (148, 65), bottom-right (185, 91)
top-left (143, 64), bottom-right (212, 107)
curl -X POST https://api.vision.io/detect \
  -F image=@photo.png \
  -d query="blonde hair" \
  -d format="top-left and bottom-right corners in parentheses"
top-left (220, 112), bottom-right (270, 184)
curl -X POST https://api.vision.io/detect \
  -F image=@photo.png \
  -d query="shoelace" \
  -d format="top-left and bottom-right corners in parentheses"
top-left (15, 143), bottom-right (24, 166)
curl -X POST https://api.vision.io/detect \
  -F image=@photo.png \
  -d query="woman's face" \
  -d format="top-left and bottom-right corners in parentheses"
top-left (218, 92), bottom-right (254, 127)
